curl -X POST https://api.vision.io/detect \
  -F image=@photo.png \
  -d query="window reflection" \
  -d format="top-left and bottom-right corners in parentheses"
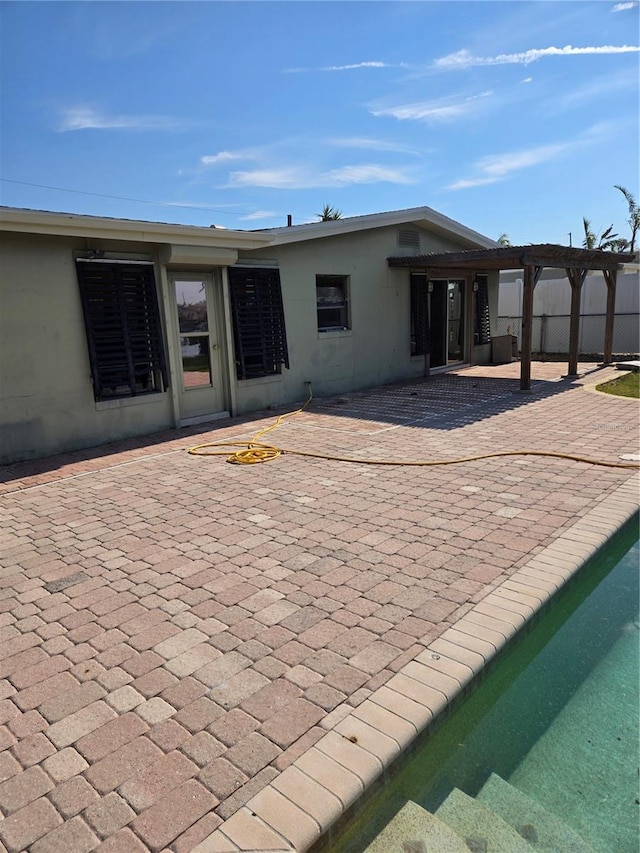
top-left (175, 280), bottom-right (208, 333)
top-left (180, 337), bottom-right (212, 387)
top-left (174, 281), bottom-right (212, 388)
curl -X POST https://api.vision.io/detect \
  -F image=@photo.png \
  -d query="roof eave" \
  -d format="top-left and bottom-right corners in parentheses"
top-left (264, 206), bottom-right (497, 249)
top-left (0, 208), bottom-right (275, 250)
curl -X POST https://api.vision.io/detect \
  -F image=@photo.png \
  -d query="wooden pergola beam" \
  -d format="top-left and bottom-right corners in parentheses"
top-left (388, 245), bottom-right (634, 271)
top-left (388, 245), bottom-right (631, 384)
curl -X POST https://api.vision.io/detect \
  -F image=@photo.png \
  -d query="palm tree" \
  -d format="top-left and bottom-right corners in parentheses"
top-left (497, 233), bottom-right (511, 246)
top-left (581, 218), bottom-right (625, 251)
top-left (582, 217), bottom-right (597, 249)
top-left (317, 204), bottom-right (343, 221)
top-left (614, 185), bottom-right (639, 253)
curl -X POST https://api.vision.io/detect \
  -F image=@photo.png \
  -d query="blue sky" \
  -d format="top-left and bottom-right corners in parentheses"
top-left (1, 1), bottom-right (638, 245)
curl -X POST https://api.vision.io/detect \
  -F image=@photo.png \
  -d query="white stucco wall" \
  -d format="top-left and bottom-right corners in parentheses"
top-left (233, 224), bottom-right (498, 414)
top-left (0, 232), bottom-right (175, 463)
top-left (1, 221), bottom-right (499, 463)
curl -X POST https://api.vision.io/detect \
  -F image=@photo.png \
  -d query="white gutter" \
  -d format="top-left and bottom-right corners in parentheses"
top-left (0, 207), bottom-right (275, 250)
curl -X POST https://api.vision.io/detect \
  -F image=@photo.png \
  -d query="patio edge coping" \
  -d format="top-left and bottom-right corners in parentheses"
top-left (193, 471), bottom-right (640, 853)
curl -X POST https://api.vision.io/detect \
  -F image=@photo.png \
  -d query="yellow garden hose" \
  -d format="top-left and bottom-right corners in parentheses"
top-left (189, 385), bottom-right (315, 464)
top-left (187, 386), bottom-right (640, 470)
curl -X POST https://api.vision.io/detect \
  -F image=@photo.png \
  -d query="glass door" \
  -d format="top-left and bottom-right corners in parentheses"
top-left (429, 281), bottom-right (448, 367)
top-left (171, 273), bottom-right (225, 421)
top-left (447, 281), bottom-right (465, 363)
top-left (427, 279), bottom-right (465, 367)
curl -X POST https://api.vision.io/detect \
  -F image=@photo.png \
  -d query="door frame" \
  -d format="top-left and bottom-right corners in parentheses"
top-left (428, 275), bottom-right (472, 371)
top-left (164, 269), bottom-right (232, 427)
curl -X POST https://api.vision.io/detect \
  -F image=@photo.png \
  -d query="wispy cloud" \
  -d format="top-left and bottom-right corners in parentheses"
top-left (226, 164), bottom-right (414, 189)
top-left (226, 167), bottom-right (305, 189)
top-left (447, 141), bottom-right (573, 190)
top-left (57, 107), bottom-right (180, 132)
top-left (326, 136), bottom-right (421, 154)
top-left (612, 2), bottom-right (637, 11)
top-left (200, 150), bottom-right (253, 166)
top-left (283, 60), bottom-right (408, 73)
top-left (327, 165), bottom-right (414, 185)
top-left (551, 68), bottom-right (639, 110)
top-left (370, 91), bottom-right (493, 123)
top-left (239, 210), bottom-right (279, 221)
top-left (434, 44), bottom-right (640, 70)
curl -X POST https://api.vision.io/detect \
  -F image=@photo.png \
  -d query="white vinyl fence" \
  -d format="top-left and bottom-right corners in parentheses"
top-left (496, 313), bottom-right (639, 356)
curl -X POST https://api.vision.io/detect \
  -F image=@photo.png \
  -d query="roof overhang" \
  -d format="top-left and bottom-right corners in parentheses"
top-left (388, 244), bottom-right (635, 272)
top-left (262, 206), bottom-right (497, 250)
top-left (0, 207), bottom-right (275, 251)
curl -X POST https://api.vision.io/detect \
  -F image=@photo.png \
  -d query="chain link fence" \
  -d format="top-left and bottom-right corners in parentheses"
top-left (496, 313), bottom-right (639, 357)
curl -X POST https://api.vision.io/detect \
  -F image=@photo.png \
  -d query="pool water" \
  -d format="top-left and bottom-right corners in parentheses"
top-left (327, 520), bottom-right (639, 853)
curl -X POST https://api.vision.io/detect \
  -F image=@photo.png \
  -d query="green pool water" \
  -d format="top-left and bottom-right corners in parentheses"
top-left (325, 519), bottom-right (639, 853)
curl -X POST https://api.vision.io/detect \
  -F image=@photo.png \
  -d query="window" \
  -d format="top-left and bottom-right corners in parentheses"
top-left (76, 261), bottom-right (168, 402)
top-left (474, 275), bottom-right (491, 345)
top-left (228, 267), bottom-right (289, 380)
top-left (316, 275), bottom-right (349, 331)
top-left (174, 279), bottom-right (212, 388)
top-left (410, 273), bottom-right (430, 356)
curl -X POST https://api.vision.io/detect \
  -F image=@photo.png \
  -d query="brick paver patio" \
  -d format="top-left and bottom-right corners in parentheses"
top-left (0, 362), bottom-right (638, 852)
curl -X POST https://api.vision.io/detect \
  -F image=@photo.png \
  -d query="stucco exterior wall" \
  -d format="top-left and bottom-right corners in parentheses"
top-left (1, 220), bottom-right (498, 463)
top-left (236, 229), bottom-right (417, 412)
top-left (233, 224), bottom-right (497, 415)
top-left (0, 232), bottom-right (174, 463)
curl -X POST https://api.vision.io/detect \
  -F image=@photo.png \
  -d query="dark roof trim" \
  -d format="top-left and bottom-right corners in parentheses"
top-left (388, 244), bottom-right (635, 272)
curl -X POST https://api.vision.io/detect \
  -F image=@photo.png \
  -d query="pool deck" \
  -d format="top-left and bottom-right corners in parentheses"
top-left (0, 362), bottom-right (638, 853)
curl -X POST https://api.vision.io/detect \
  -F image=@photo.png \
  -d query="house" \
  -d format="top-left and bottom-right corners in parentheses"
top-left (0, 205), bottom-right (498, 464)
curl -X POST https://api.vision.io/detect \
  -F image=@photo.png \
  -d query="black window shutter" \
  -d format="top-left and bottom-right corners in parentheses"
top-left (475, 275), bottom-right (491, 345)
top-left (410, 273), bottom-right (430, 356)
top-left (228, 268), bottom-right (289, 380)
top-left (76, 262), bottom-right (168, 401)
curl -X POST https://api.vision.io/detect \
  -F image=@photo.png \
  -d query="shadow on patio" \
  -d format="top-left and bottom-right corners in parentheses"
top-left (0, 362), bottom-right (609, 491)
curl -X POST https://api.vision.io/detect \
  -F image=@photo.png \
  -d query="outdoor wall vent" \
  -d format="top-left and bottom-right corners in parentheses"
top-left (398, 228), bottom-right (420, 250)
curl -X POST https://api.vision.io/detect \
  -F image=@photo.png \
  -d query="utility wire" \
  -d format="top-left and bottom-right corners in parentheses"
top-left (0, 178), bottom-right (245, 216)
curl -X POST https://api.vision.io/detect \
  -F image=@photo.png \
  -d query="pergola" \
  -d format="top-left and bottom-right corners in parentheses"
top-left (388, 244), bottom-right (635, 391)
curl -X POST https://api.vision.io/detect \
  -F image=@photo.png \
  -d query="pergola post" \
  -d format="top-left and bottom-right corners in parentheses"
top-left (566, 268), bottom-right (587, 377)
top-left (388, 248), bottom-right (632, 385)
top-left (520, 265), bottom-right (536, 391)
top-left (602, 268), bottom-right (617, 365)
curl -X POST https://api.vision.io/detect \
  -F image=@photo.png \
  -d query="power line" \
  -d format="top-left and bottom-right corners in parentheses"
top-left (0, 178), bottom-right (243, 216)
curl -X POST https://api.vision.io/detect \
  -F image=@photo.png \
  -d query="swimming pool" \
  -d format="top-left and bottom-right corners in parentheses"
top-left (326, 518), bottom-right (639, 853)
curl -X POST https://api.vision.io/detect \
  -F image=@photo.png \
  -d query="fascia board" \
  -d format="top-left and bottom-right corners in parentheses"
top-left (0, 208), bottom-right (275, 250)
top-left (265, 206), bottom-right (497, 249)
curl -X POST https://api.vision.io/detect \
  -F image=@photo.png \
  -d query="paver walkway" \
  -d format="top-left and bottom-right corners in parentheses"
top-left (0, 363), bottom-right (638, 852)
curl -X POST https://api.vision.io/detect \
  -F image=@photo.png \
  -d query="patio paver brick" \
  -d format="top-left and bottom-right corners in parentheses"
top-left (130, 779), bottom-right (218, 851)
top-left (0, 363), bottom-right (637, 852)
top-left (30, 816), bottom-right (99, 853)
top-left (0, 796), bottom-right (63, 852)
